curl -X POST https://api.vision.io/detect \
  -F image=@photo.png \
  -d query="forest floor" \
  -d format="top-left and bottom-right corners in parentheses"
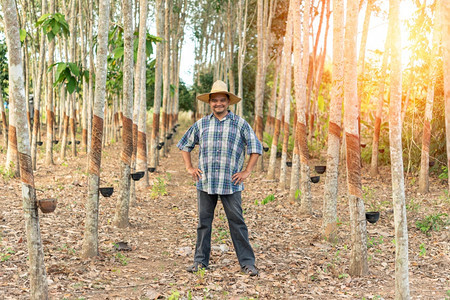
top-left (0, 120), bottom-right (449, 300)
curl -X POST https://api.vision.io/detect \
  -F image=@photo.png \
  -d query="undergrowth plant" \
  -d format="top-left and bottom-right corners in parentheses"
top-left (415, 213), bottom-right (449, 236)
top-left (150, 176), bottom-right (168, 199)
top-left (0, 162), bottom-right (15, 180)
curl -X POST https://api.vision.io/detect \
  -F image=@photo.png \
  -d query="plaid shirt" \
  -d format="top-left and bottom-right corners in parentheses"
top-left (177, 111), bottom-right (262, 195)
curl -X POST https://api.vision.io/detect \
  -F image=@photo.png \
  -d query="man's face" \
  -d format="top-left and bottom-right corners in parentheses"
top-left (209, 93), bottom-right (230, 115)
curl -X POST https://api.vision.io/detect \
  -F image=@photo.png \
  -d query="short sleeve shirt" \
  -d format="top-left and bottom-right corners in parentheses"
top-left (177, 111), bottom-right (262, 195)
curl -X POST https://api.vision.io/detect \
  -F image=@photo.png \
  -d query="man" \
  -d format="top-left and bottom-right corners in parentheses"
top-left (177, 80), bottom-right (262, 276)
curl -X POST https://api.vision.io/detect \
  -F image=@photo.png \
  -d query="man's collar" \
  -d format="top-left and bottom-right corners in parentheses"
top-left (208, 110), bottom-right (235, 121)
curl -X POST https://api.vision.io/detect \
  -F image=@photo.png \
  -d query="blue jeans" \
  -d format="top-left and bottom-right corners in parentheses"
top-left (194, 190), bottom-right (255, 267)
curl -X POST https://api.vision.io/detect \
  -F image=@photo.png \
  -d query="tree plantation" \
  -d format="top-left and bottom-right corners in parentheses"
top-left (0, 0), bottom-right (449, 299)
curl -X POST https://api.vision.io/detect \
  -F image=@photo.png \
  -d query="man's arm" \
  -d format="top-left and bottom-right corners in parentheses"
top-left (231, 153), bottom-right (260, 185)
top-left (181, 150), bottom-right (203, 182)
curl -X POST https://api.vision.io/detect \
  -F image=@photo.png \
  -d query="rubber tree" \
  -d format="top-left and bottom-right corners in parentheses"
top-left (0, 84), bottom-right (7, 147)
top-left (294, 0), bottom-right (312, 214)
top-left (82, 0), bottom-right (110, 258)
top-left (370, 31), bottom-right (390, 177)
top-left (345, 0), bottom-right (368, 277)
top-left (160, 0), bottom-right (171, 156)
top-left (443, 0), bottom-right (450, 192)
top-left (136, 0), bottom-right (149, 188)
top-left (114, 0), bottom-right (134, 228)
top-left (45, 0), bottom-right (55, 165)
top-left (419, 5), bottom-right (441, 193)
top-left (149, 0), bottom-right (164, 169)
top-left (267, 2), bottom-right (290, 181)
top-left (236, 0), bottom-right (248, 117)
top-left (79, 0), bottom-right (88, 152)
top-left (322, 0), bottom-right (344, 242)
top-left (279, 0), bottom-right (293, 189)
top-left (31, 0), bottom-right (47, 170)
top-left (389, 0), bottom-right (410, 297)
top-left (2, 0), bottom-right (49, 297)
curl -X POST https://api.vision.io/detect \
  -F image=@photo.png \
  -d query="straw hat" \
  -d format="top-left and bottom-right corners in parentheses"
top-left (196, 80), bottom-right (241, 105)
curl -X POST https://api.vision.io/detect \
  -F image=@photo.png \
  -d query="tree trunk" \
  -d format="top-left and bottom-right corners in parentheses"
top-left (31, 0), bottom-right (46, 170)
top-left (0, 85), bottom-right (8, 147)
top-left (45, 0), bottom-right (55, 165)
top-left (279, 0), bottom-right (293, 189)
top-left (79, 0), bottom-right (88, 152)
top-left (294, 0), bottom-right (312, 214)
top-left (161, 0), bottom-right (171, 157)
top-left (254, 0), bottom-right (266, 172)
top-left (345, 0), bottom-right (368, 277)
top-left (419, 7), bottom-right (440, 193)
top-left (389, 0), bottom-right (410, 298)
top-left (370, 31), bottom-right (391, 176)
top-left (322, 0), bottom-right (344, 242)
top-left (150, 0), bottom-right (164, 169)
top-left (114, 0), bottom-right (134, 222)
top-left (443, 0), bottom-right (450, 191)
top-left (2, 0), bottom-right (49, 297)
top-left (82, 0), bottom-right (110, 258)
top-left (236, 0), bottom-right (248, 117)
top-left (136, 0), bottom-right (149, 189)
top-left (267, 53), bottom-right (281, 134)
top-left (87, 0), bottom-right (94, 157)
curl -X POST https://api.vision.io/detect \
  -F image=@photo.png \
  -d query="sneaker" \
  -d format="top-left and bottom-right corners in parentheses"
top-left (186, 262), bottom-right (208, 273)
top-left (241, 265), bottom-right (259, 276)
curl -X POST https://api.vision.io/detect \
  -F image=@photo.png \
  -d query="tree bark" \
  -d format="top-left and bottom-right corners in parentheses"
top-left (419, 6), bottom-right (440, 193)
top-left (2, 0), bottom-right (49, 297)
top-left (279, 0), bottom-right (293, 189)
top-left (443, 0), bottom-right (450, 192)
top-left (82, 0), bottom-right (110, 258)
top-left (370, 31), bottom-right (391, 176)
top-left (45, 0), bottom-right (55, 165)
top-left (136, 0), bottom-right (149, 189)
top-left (114, 0), bottom-right (133, 228)
top-left (150, 0), bottom-right (164, 169)
top-left (161, 0), bottom-right (171, 157)
top-left (345, 0), bottom-right (368, 277)
top-left (293, 0), bottom-right (312, 213)
top-left (79, 0), bottom-right (88, 152)
top-left (389, 0), bottom-right (410, 297)
top-left (0, 85), bottom-right (8, 147)
top-left (322, 0), bottom-right (344, 242)
top-left (31, 0), bottom-right (46, 170)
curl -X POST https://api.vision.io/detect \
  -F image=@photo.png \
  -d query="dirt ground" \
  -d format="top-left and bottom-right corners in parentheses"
top-left (0, 123), bottom-right (449, 299)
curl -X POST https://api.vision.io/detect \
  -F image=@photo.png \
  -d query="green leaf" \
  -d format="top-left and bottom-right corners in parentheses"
top-left (56, 62), bottom-right (67, 79)
top-left (51, 21), bottom-right (60, 35)
top-left (47, 32), bottom-right (55, 43)
top-left (67, 77), bottom-right (77, 94)
top-left (68, 63), bottom-right (80, 76)
top-left (36, 13), bottom-right (51, 24)
top-left (113, 47), bottom-right (124, 59)
top-left (19, 29), bottom-right (27, 42)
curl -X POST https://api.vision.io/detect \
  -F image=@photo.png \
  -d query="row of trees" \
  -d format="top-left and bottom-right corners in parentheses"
top-left (1, 0), bottom-right (189, 298)
top-left (1, 0), bottom-right (449, 298)
top-left (188, 0), bottom-right (447, 299)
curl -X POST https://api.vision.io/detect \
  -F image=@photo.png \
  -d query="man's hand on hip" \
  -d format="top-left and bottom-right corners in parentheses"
top-left (187, 167), bottom-right (202, 182)
top-left (232, 170), bottom-right (251, 185)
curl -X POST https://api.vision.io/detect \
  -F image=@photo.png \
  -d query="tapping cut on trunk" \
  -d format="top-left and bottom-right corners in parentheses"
top-left (47, 110), bottom-right (54, 135)
top-left (329, 121), bottom-right (341, 138)
top-left (296, 122), bottom-right (309, 163)
top-left (137, 131), bottom-right (146, 161)
top-left (19, 151), bottom-right (34, 186)
top-left (152, 113), bottom-right (160, 139)
top-left (121, 117), bottom-right (133, 164)
top-left (89, 115), bottom-right (104, 176)
top-left (346, 132), bottom-right (362, 198)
